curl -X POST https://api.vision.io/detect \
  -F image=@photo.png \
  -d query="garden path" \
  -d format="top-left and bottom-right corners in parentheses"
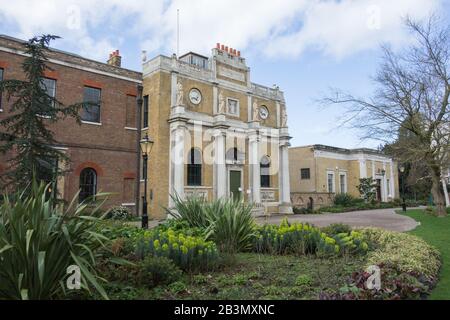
top-left (255, 208), bottom-right (421, 232)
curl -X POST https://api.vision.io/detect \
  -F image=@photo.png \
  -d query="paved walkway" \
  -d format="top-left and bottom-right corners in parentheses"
top-left (255, 208), bottom-right (421, 232)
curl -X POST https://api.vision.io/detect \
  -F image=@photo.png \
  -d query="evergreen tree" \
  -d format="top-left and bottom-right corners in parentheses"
top-left (0, 35), bottom-right (83, 191)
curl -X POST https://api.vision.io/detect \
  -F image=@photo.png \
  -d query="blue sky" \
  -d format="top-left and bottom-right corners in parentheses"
top-left (1, 0), bottom-right (448, 148)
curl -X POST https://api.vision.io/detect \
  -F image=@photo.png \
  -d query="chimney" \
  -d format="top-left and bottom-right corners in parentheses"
top-left (107, 50), bottom-right (122, 67)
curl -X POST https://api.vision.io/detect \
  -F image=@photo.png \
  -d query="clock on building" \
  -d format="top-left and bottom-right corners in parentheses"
top-left (259, 105), bottom-right (269, 120)
top-left (189, 88), bottom-right (202, 105)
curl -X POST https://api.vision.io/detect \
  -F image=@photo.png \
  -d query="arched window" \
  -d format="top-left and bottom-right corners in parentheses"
top-left (260, 155), bottom-right (271, 188)
top-left (79, 168), bottom-right (97, 202)
top-left (226, 147), bottom-right (238, 162)
top-left (187, 148), bottom-right (202, 186)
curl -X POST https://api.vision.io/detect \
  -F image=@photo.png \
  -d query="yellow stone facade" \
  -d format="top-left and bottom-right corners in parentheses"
top-left (142, 48), bottom-right (292, 219)
top-left (289, 145), bottom-right (399, 209)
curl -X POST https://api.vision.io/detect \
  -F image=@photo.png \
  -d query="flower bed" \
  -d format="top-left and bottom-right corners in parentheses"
top-left (136, 228), bottom-right (219, 272)
top-left (253, 220), bottom-right (368, 256)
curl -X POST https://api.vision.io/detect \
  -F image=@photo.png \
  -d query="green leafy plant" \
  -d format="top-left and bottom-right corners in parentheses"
top-left (0, 35), bottom-right (83, 190)
top-left (357, 178), bottom-right (377, 203)
top-left (0, 180), bottom-right (110, 300)
top-left (136, 228), bottom-right (219, 272)
top-left (140, 255), bottom-right (183, 288)
top-left (204, 198), bottom-right (256, 254)
top-left (360, 228), bottom-right (440, 280)
top-left (321, 223), bottom-right (352, 236)
top-left (333, 193), bottom-right (356, 207)
top-left (108, 206), bottom-right (132, 221)
top-left (254, 220), bottom-right (368, 257)
top-left (168, 196), bottom-right (256, 254)
top-left (166, 194), bottom-right (210, 229)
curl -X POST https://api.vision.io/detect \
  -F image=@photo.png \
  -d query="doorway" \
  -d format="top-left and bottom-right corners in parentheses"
top-left (375, 179), bottom-right (382, 202)
top-left (229, 170), bottom-right (242, 201)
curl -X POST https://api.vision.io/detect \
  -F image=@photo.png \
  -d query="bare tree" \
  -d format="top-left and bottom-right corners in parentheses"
top-left (322, 16), bottom-right (450, 216)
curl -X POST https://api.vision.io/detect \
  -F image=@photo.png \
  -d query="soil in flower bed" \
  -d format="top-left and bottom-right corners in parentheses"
top-left (102, 253), bottom-right (365, 300)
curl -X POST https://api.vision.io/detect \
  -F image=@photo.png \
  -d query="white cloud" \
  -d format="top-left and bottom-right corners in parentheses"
top-left (0, 0), bottom-right (443, 62)
top-left (265, 0), bottom-right (441, 59)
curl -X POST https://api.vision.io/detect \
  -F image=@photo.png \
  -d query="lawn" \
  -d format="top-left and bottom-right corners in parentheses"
top-left (101, 253), bottom-right (365, 300)
top-left (400, 209), bottom-right (450, 300)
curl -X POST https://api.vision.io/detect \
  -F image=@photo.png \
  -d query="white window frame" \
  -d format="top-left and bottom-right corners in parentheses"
top-left (326, 170), bottom-right (335, 193)
top-left (339, 172), bottom-right (347, 194)
top-left (226, 97), bottom-right (240, 117)
top-left (37, 77), bottom-right (57, 118)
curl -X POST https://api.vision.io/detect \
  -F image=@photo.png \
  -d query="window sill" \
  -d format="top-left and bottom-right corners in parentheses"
top-left (81, 120), bottom-right (102, 126)
top-left (36, 114), bottom-right (52, 119)
top-left (121, 203), bottom-right (136, 206)
top-left (125, 127), bottom-right (138, 131)
top-left (142, 127), bottom-right (149, 131)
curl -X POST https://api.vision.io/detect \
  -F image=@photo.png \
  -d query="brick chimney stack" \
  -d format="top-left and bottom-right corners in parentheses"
top-left (107, 50), bottom-right (122, 67)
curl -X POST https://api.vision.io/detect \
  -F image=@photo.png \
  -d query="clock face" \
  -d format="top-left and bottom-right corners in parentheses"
top-left (189, 88), bottom-right (202, 105)
top-left (259, 106), bottom-right (269, 120)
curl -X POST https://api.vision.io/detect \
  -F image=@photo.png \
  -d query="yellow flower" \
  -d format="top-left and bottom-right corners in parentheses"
top-left (162, 244), bottom-right (169, 251)
top-left (153, 239), bottom-right (160, 249)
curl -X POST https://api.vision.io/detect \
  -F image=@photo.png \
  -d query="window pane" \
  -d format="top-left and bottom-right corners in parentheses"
top-left (301, 168), bottom-right (310, 180)
top-left (41, 78), bottom-right (56, 98)
top-left (79, 168), bottom-right (97, 203)
top-left (260, 158), bottom-right (271, 188)
top-left (327, 173), bottom-right (334, 192)
top-left (187, 149), bottom-right (202, 186)
top-left (82, 86), bottom-right (101, 123)
top-left (143, 95), bottom-right (149, 128)
top-left (340, 174), bottom-right (345, 193)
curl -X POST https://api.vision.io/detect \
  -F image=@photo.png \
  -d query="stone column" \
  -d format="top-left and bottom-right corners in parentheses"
top-left (383, 162), bottom-right (388, 202)
top-left (389, 160), bottom-right (395, 198)
top-left (249, 132), bottom-right (260, 203)
top-left (214, 130), bottom-right (227, 199)
top-left (171, 124), bottom-right (185, 201)
top-left (171, 71), bottom-right (178, 108)
top-left (359, 159), bottom-right (367, 178)
top-left (278, 133), bottom-right (293, 214)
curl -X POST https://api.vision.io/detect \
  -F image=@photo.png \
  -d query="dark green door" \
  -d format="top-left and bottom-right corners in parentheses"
top-left (230, 170), bottom-right (241, 201)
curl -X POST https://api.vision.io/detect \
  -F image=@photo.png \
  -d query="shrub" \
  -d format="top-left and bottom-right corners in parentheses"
top-left (204, 198), bottom-right (256, 254)
top-left (0, 181), bottom-right (110, 300)
top-left (293, 207), bottom-right (312, 214)
top-left (155, 219), bottom-right (204, 237)
top-left (253, 220), bottom-right (368, 256)
top-left (96, 221), bottom-right (149, 242)
top-left (168, 196), bottom-right (256, 254)
top-left (321, 223), bottom-right (352, 236)
top-left (360, 228), bottom-right (441, 280)
top-left (295, 274), bottom-right (313, 286)
top-left (334, 193), bottom-right (356, 207)
top-left (109, 206), bottom-right (132, 221)
top-left (357, 178), bottom-right (377, 202)
top-left (140, 256), bottom-right (183, 288)
top-left (166, 194), bottom-right (210, 229)
top-left (136, 228), bottom-right (219, 272)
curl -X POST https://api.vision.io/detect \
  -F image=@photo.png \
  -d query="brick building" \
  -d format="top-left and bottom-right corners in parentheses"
top-left (0, 35), bottom-right (142, 212)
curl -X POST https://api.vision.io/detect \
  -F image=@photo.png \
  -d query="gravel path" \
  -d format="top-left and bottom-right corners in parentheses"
top-left (255, 208), bottom-right (420, 232)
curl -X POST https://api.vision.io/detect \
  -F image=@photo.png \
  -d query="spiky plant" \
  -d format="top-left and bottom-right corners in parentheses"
top-left (0, 180), bottom-right (110, 300)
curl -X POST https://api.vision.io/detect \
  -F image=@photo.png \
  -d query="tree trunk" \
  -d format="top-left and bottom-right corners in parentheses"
top-left (430, 165), bottom-right (447, 217)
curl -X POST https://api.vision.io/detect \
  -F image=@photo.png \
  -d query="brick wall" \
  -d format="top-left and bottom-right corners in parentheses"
top-left (0, 36), bottom-right (143, 213)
